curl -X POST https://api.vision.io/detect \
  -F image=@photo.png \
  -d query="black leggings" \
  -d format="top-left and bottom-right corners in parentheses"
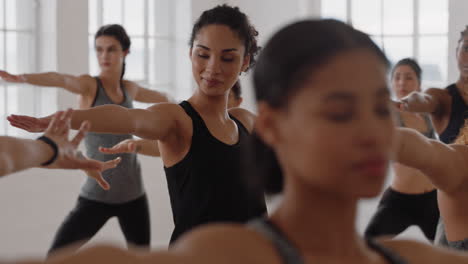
top-left (48, 194), bottom-right (150, 256)
top-left (365, 188), bottom-right (439, 242)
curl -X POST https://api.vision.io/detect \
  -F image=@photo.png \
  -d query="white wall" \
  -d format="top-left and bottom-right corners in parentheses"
top-left (1, 0), bottom-right (465, 259)
top-left (447, 0), bottom-right (468, 84)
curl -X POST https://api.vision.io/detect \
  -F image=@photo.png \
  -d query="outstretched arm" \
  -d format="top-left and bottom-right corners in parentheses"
top-left (7, 103), bottom-right (180, 141)
top-left (0, 110), bottom-right (113, 178)
top-left (0, 70), bottom-right (94, 95)
top-left (395, 88), bottom-right (447, 114)
top-left (100, 139), bottom-right (160, 157)
top-left (395, 127), bottom-right (468, 194)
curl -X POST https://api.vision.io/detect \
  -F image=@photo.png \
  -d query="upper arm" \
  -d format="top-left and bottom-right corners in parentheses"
top-left (229, 107), bottom-right (257, 133)
top-left (61, 74), bottom-right (95, 95)
top-left (396, 128), bottom-right (468, 193)
top-left (380, 239), bottom-right (468, 263)
top-left (425, 88), bottom-right (450, 116)
top-left (168, 224), bottom-right (280, 264)
top-left (130, 103), bottom-right (181, 140)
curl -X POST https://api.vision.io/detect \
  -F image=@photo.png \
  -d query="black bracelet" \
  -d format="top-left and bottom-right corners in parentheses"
top-left (36, 136), bottom-right (59, 166)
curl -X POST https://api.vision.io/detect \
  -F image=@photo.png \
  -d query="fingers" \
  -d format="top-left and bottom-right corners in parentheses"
top-left (102, 157), bottom-right (122, 170)
top-left (46, 111), bottom-right (64, 133)
top-left (55, 109), bottom-right (73, 136)
top-left (74, 158), bottom-right (104, 171)
top-left (0, 70), bottom-right (20, 82)
top-left (95, 175), bottom-right (111, 190)
top-left (7, 114), bottom-right (45, 132)
top-left (99, 144), bottom-right (132, 154)
top-left (85, 170), bottom-right (110, 190)
top-left (71, 121), bottom-right (90, 147)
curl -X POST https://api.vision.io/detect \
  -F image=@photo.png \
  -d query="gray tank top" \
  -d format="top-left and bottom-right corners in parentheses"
top-left (396, 112), bottom-right (436, 139)
top-left (249, 218), bottom-right (407, 264)
top-left (80, 77), bottom-right (144, 204)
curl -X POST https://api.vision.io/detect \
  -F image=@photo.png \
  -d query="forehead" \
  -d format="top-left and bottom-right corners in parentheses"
top-left (393, 65), bottom-right (415, 74)
top-left (194, 24), bottom-right (244, 51)
top-left (95, 36), bottom-right (120, 46)
top-left (296, 50), bottom-right (388, 100)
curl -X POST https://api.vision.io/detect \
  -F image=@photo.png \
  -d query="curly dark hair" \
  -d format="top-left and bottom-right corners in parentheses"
top-left (189, 4), bottom-right (260, 72)
top-left (231, 81), bottom-right (242, 99)
top-left (459, 25), bottom-right (468, 43)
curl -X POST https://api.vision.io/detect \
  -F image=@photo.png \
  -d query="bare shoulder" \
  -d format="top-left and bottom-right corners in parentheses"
top-left (170, 223), bottom-right (281, 264)
top-left (145, 102), bottom-right (192, 131)
top-left (379, 239), bottom-right (468, 263)
top-left (75, 74), bottom-right (97, 96)
top-left (229, 107), bottom-right (256, 132)
top-left (146, 102), bottom-right (187, 119)
top-left (121, 79), bottom-right (139, 97)
top-left (425, 87), bottom-right (451, 104)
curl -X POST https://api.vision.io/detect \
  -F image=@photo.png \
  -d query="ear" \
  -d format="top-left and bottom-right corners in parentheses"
top-left (255, 102), bottom-right (280, 147)
top-left (123, 49), bottom-right (129, 57)
top-left (241, 55), bottom-right (251, 73)
top-left (189, 48), bottom-right (193, 60)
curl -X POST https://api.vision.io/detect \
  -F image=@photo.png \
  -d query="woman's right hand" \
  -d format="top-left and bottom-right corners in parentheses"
top-left (0, 70), bottom-right (26, 83)
top-left (7, 114), bottom-right (51, 133)
top-left (99, 139), bottom-right (138, 154)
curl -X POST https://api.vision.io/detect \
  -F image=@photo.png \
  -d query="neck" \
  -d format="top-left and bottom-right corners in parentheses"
top-left (99, 71), bottom-right (122, 91)
top-left (456, 76), bottom-right (468, 92)
top-left (188, 89), bottom-right (230, 120)
top-left (271, 176), bottom-right (367, 257)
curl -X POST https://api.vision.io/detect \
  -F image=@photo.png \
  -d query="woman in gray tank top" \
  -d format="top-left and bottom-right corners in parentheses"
top-left (10, 18), bottom-right (468, 264)
top-left (365, 58), bottom-right (439, 242)
top-left (1, 24), bottom-right (169, 256)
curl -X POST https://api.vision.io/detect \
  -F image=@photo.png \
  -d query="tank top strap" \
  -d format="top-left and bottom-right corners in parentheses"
top-left (422, 113), bottom-right (436, 139)
top-left (179, 101), bottom-right (209, 135)
top-left (366, 239), bottom-right (408, 264)
top-left (394, 111), bottom-right (406, 127)
top-left (91, 77), bottom-right (105, 107)
top-left (447, 83), bottom-right (466, 108)
top-left (230, 114), bottom-right (250, 136)
top-left (248, 218), bottom-right (304, 264)
top-left (120, 79), bottom-right (129, 100)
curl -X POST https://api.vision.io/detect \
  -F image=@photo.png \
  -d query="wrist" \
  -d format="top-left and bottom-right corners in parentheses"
top-left (36, 136), bottom-right (58, 166)
top-left (19, 74), bottom-right (27, 83)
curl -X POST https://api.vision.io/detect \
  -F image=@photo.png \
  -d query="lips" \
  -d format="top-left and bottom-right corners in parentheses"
top-left (353, 158), bottom-right (387, 177)
top-left (203, 78), bottom-right (221, 87)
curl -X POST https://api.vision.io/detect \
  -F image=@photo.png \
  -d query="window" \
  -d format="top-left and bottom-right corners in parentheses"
top-left (0, 0), bottom-right (38, 135)
top-left (322, 0), bottom-right (449, 88)
top-left (89, 0), bottom-right (175, 107)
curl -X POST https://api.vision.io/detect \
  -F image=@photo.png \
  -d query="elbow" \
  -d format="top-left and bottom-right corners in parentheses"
top-left (0, 154), bottom-right (13, 177)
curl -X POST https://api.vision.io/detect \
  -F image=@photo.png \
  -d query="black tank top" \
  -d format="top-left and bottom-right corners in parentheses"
top-left (164, 101), bottom-right (267, 243)
top-left (249, 218), bottom-right (408, 264)
top-left (439, 84), bottom-right (468, 143)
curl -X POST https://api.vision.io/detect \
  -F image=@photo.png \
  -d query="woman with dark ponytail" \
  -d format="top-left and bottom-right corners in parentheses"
top-left (1, 24), bottom-right (169, 255)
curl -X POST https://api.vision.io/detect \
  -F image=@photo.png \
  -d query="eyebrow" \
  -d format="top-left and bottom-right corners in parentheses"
top-left (323, 92), bottom-right (355, 103)
top-left (323, 87), bottom-right (389, 102)
top-left (196, 44), bottom-right (238, 52)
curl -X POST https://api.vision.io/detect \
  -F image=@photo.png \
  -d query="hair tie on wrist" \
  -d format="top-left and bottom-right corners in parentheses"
top-left (36, 136), bottom-right (58, 166)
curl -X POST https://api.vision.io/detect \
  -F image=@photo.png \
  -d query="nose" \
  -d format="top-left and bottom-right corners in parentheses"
top-left (355, 112), bottom-right (392, 150)
top-left (205, 57), bottom-right (221, 75)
